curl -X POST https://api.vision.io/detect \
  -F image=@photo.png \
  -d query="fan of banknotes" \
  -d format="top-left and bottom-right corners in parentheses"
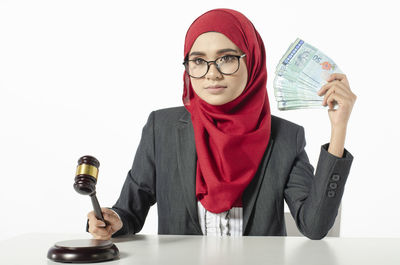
top-left (273, 38), bottom-right (342, 110)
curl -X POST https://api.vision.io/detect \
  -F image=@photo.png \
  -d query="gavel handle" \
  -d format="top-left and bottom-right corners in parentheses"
top-left (90, 192), bottom-right (105, 223)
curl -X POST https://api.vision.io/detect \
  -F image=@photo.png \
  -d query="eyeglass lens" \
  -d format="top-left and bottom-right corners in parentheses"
top-left (187, 56), bottom-right (240, 78)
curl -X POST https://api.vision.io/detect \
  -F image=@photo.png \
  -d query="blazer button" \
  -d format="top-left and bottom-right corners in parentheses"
top-left (331, 174), bottom-right (340, 181)
top-left (327, 190), bottom-right (336, 198)
top-left (329, 182), bottom-right (338, 189)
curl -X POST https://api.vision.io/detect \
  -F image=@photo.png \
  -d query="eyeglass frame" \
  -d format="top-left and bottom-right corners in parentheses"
top-left (183, 54), bottom-right (246, 78)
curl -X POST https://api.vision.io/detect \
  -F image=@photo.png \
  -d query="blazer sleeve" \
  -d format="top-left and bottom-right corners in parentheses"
top-left (284, 126), bottom-right (353, 240)
top-left (111, 111), bottom-right (157, 237)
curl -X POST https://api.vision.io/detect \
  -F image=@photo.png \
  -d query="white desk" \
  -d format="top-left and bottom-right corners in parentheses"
top-left (1, 233), bottom-right (399, 265)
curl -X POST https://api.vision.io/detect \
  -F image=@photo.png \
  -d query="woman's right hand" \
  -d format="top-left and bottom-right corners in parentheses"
top-left (87, 207), bottom-right (123, 240)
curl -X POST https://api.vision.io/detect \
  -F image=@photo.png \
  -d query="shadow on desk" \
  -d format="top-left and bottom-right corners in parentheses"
top-left (112, 234), bottom-right (147, 243)
top-left (286, 240), bottom-right (338, 265)
top-left (112, 234), bottom-right (200, 244)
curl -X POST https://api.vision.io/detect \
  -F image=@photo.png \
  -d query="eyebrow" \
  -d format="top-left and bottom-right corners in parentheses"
top-left (189, 48), bottom-right (239, 57)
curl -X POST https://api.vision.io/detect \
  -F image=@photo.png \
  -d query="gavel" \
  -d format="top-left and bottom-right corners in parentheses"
top-left (47, 155), bottom-right (119, 263)
top-left (73, 155), bottom-right (105, 224)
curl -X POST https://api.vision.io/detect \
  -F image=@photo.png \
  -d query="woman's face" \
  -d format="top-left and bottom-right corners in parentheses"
top-left (188, 32), bottom-right (248, 105)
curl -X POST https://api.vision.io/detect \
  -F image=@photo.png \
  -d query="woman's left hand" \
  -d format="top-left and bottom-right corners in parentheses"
top-left (317, 73), bottom-right (357, 129)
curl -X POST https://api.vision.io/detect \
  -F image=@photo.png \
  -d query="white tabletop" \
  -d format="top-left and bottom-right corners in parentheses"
top-left (1, 233), bottom-right (400, 265)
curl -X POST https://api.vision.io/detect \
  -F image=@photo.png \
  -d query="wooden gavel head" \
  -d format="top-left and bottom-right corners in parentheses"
top-left (73, 155), bottom-right (100, 196)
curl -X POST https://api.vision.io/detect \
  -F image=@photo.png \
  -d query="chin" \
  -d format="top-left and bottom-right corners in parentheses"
top-left (203, 97), bottom-right (231, 106)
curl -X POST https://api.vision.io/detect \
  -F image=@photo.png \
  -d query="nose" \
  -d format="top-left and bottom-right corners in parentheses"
top-left (205, 62), bottom-right (223, 79)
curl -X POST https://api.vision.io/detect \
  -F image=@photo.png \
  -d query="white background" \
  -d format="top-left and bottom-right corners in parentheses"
top-left (1, 0), bottom-right (399, 241)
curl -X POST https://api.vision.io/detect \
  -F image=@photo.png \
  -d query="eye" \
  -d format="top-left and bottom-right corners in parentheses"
top-left (193, 58), bottom-right (206, 65)
top-left (221, 55), bottom-right (236, 63)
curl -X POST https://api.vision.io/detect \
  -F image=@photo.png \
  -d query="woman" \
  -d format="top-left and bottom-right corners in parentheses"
top-left (87, 8), bottom-right (356, 240)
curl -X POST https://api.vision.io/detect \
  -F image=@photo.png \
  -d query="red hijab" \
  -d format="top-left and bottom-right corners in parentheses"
top-left (183, 8), bottom-right (271, 213)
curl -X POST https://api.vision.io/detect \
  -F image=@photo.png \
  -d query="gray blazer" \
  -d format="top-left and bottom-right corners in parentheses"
top-left (111, 106), bottom-right (353, 240)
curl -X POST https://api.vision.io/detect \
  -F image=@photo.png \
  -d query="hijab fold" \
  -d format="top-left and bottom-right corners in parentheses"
top-left (183, 8), bottom-right (271, 213)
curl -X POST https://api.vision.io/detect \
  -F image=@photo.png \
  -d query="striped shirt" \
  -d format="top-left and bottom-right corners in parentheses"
top-left (197, 201), bottom-right (243, 236)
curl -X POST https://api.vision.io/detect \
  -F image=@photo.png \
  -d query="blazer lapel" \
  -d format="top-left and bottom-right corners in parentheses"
top-left (175, 111), bottom-right (202, 234)
top-left (242, 138), bottom-right (275, 235)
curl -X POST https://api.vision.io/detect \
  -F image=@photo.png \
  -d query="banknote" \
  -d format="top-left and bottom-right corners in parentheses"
top-left (273, 38), bottom-right (342, 110)
top-left (278, 100), bottom-right (324, 110)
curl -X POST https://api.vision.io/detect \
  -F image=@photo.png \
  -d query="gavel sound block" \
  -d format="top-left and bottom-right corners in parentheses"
top-left (47, 156), bottom-right (119, 263)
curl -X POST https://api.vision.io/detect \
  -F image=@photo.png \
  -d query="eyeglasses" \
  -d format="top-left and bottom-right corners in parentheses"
top-left (183, 54), bottom-right (246, 78)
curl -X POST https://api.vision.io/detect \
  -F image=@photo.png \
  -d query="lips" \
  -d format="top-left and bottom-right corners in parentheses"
top-left (205, 85), bottom-right (227, 89)
top-left (204, 85), bottom-right (227, 95)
